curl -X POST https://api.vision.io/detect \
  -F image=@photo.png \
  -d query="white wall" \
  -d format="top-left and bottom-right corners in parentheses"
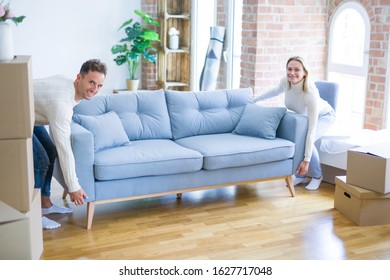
top-left (11, 0), bottom-right (140, 94)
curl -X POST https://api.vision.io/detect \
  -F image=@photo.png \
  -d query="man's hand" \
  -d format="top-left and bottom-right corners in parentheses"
top-left (296, 160), bottom-right (309, 177)
top-left (69, 188), bottom-right (88, 206)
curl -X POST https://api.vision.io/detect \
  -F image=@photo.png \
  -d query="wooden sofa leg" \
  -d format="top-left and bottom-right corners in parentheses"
top-left (86, 201), bottom-right (96, 230)
top-left (176, 193), bottom-right (182, 199)
top-left (62, 190), bottom-right (68, 199)
top-left (285, 175), bottom-right (295, 197)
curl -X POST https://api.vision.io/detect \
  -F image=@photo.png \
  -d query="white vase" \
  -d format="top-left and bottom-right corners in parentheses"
top-left (169, 34), bottom-right (179, 50)
top-left (0, 22), bottom-right (15, 62)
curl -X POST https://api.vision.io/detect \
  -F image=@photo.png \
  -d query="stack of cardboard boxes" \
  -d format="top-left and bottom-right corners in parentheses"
top-left (0, 56), bottom-right (43, 259)
top-left (334, 142), bottom-right (390, 226)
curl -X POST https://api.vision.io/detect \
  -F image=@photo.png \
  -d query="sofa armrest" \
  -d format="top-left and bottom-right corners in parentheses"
top-left (70, 122), bottom-right (96, 201)
top-left (52, 123), bottom-right (95, 200)
top-left (276, 112), bottom-right (308, 173)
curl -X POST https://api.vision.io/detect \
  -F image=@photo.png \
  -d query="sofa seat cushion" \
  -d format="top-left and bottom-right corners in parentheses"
top-left (94, 139), bottom-right (203, 180)
top-left (175, 133), bottom-right (295, 170)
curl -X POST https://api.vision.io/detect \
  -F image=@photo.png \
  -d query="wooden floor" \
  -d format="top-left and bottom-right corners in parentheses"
top-left (41, 179), bottom-right (390, 260)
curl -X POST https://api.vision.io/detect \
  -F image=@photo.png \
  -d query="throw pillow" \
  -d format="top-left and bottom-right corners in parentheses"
top-left (233, 104), bottom-right (287, 139)
top-left (73, 111), bottom-right (131, 151)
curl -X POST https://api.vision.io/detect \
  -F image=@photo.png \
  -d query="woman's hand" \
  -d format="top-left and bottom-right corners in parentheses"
top-left (296, 160), bottom-right (309, 176)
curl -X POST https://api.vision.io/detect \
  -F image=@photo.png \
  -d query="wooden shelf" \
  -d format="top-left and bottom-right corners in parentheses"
top-left (157, 0), bottom-right (191, 91)
top-left (165, 13), bottom-right (190, 19)
top-left (164, 47), bottom-right (190, 53)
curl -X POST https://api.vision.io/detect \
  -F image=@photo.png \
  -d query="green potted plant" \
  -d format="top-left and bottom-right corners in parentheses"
top-left (111, 10), bottom-right (160, 90)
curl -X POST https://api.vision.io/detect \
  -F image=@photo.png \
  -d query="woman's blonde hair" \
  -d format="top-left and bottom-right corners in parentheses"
top-left (285, 56), bottom-right (310, 92)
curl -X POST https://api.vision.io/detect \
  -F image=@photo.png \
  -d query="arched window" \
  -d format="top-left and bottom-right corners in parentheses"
top-left (328, 2), bottom-right (370, 129)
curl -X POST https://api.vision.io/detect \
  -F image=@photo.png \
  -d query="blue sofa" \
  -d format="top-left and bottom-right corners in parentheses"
top-left (55, 88), bottom-right (308, 229)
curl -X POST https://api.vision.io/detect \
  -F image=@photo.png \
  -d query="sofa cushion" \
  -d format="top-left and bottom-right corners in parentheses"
top-left (175, 133), bottom-right (294, 170)
top-left (72, 111), bottom-right (131, 151)
top-left (93, 139), bottom-right (203, 180)
top-left (233, 104), bottom-right (287, 139)
top-left (165, 88), bottom-right (253, 140)
top-left (73, 89), bottom-right (172, 141)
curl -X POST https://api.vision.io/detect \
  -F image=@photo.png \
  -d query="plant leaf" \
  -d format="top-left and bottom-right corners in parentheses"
top-left (134, 10), bottom-right (159, 26)
top-left (124, 24), bottom-right (142, 40)
top-left (11, 16), bottom-right (26, 25)
top-left (140, 30), bottom-right (160, 42)
top-left (111, 44), bottom-right (128, 54)
top-left (113, 55), bottom-right (127, 65)
top-left (117, 18), bottom-right (133, 31)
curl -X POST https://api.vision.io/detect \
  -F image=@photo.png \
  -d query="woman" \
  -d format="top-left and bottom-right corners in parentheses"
top-left (254, 56), bottom-right (335, 190)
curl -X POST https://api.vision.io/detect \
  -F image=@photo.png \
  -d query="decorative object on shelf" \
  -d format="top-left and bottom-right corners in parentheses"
top-left (0, 22), bottom-right (13, 62)
top-left (157, 0), bottom-right (191, 91)
top-left (0, 1), bottom-right (26, 62)
top-left (199, 26), bottom-right (225, 91)
top-left (168, 27), bottom-right (179, 50)
top-left (111, 10), bottom-right (160, 91)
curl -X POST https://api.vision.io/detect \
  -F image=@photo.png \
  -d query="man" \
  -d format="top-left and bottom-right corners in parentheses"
top-left (33, 59), bottom-right (107, 229)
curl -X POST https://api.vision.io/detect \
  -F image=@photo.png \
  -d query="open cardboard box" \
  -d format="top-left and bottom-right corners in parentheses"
top-left (346, 142), bottom-right (390, 194)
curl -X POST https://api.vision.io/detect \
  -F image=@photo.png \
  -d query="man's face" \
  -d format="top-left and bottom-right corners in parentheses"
top-left (75, 71), bottom-right (105, 101)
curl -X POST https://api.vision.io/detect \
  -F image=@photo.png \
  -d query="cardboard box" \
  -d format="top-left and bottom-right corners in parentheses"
top-left (0, 56), bottom-right (35, 140)
top-left (321, 163), bottom-right (346, 184)
top-left (0, 138), bottom-right (34, 212)
top-left (346, 142), bottom-right (390, 194)
top-left (334, 176), bottom-right (390, 226)
top-left (0, 189), bottom-right (43, 260)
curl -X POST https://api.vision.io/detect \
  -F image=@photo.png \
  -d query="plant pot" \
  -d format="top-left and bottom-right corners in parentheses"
top-left (0, 22), bottom-right (14, 62)
top-left (126, 79), bottom-right (140, 91)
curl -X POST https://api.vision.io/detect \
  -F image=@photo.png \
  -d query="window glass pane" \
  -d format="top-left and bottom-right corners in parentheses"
top-left (331, 8), bottom-right (365, 67)
top-left (328, 71), bottom-right (365, 128)
top-left (232, 0), bottom-right (243, 89)
top-left (192, 0), bottom-right (216, 91)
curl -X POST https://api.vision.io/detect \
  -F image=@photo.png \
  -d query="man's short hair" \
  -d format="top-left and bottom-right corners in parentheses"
top-left (80, 59), bottom-right (107, 77)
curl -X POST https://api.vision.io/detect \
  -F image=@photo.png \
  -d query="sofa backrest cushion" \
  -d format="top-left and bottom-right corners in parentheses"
top-left (165, 88), bottom-right (253, 140)
top-left (73, 89), bottom-right (172, 140)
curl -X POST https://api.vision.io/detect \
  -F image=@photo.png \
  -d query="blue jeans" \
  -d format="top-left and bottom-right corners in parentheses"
top-left (33, 126), bottom-right (57, 197)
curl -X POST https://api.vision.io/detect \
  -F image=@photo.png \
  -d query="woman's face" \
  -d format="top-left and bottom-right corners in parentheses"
top-left (286, 60), bottom-right (306, 85)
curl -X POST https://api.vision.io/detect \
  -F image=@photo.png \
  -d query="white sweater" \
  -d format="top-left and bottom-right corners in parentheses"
top-left (34, 75), bottom-right (81, 193)
top-left (254, 77), bottom-right (333, 162)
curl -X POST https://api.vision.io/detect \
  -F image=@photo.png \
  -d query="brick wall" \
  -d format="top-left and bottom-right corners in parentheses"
top-left (141, 0), bottom-right (159, 90)
top-left (240, 0), bottom-right (328, 106)
top-left (142, 0), bottom-right (389, 129)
